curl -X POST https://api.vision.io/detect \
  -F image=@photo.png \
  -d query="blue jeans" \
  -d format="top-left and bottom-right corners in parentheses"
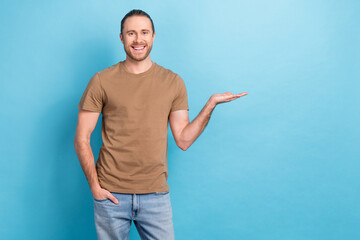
top-left (93, 191), bottom-right (175, 240)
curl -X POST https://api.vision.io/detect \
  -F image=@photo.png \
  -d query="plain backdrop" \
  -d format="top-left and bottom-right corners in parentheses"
top-left (1, 0), bottom-right (359, 239)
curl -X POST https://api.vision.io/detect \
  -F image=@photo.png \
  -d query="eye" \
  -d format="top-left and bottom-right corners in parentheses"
top-left (129, 32), bottom-right (134, 36)
top-left (143, 31), bottom-right (148, 35)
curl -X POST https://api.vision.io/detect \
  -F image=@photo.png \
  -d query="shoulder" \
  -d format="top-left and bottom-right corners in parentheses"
top-left (154, 64), bottom-right (188, 96)
top-left (154, 62), bottom-right (182, 80)
top-left (153, 63), bottom-right (187, 90)
top-left (96, 62), bottom-right (122, 80)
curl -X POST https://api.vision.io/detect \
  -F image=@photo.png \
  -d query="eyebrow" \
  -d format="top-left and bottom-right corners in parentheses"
top-left (125, 29), bottom-right (151, 34)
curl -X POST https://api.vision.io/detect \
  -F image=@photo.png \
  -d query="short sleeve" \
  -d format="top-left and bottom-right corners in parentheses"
top-left (170, 75), bottom-right (189, 112)
top-left (78, 73), bottom-right (104, 112)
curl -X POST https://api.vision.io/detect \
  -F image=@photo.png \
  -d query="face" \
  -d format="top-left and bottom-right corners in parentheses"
top-left (120, 16), bottom-right (155, 62)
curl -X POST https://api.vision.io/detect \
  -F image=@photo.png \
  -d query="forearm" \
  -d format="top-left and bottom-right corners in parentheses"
top-left (74, 141), bottom-right (101, 193)
top-left (180, 99), bottom-right (216, 150)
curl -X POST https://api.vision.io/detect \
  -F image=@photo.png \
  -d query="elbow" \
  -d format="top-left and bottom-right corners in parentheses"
top-left (74, 134), bottom-right (80, 147)
top-left (74, 138), bottom-right (79, 151)
top-left (179, 145), bottom-right (188, 151)
top-left (74, 137), bottom-right (88, 151)
top-left (177, 141), bottom-right (190, 151)
top-left (179, 146), bottom-right (188, 151)
top-left (177, 126), bottom-right (191, 151)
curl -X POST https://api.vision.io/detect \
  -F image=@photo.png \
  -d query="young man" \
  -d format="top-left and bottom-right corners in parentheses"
top-left (74, 9), bottom-right (247, 240)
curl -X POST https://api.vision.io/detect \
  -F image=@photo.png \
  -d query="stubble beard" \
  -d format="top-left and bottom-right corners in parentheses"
top-left (124, 44), bottom-right (153, 62)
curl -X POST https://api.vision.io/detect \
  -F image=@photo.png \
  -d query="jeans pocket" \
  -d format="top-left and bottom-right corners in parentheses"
top-left (93, 198), bottom-right (108, 202)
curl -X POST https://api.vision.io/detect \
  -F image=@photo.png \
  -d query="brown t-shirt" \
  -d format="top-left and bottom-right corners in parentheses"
top-left (78, 61), bottom-right (189, 194)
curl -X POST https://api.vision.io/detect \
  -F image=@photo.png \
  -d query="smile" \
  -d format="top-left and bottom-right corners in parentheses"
top-left (132, 46), bottom-right (146, 52)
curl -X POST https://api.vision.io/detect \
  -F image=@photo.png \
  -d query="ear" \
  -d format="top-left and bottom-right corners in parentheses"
top-left (152, 32), bottom-right (156, 41)
top-left (120, 33), bottom-right (124, 44)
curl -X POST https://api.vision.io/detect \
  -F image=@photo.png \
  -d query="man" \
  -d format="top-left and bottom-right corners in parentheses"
top-left (74, 9), bottom-right (247, 240)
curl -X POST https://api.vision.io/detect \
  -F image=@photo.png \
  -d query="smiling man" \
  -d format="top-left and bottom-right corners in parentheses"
top-left (74, 9), bottom-right (247, 240)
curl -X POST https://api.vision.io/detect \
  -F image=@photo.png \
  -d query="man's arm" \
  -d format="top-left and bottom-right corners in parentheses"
top-left (169, 92), bottom-right (248, 151)
top-left (74, 109), bottom-right (119, 204)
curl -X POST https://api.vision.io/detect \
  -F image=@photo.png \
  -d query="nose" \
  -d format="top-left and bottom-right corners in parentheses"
top-left (135, 33), bottom-right (144, 43)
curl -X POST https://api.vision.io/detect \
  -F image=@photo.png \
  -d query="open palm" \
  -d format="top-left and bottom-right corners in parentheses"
top-left (211, 92), bottom-right (248, 105)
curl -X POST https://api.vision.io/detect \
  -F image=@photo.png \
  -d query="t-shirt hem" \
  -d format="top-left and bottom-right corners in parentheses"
top-left (78, 105), bottom-right (102, 113)
top-left (170, 107), bottom-right (189, 112)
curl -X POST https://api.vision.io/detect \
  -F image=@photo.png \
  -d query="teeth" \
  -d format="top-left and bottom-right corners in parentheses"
top-left (134, 46), bottom-right (145, 50)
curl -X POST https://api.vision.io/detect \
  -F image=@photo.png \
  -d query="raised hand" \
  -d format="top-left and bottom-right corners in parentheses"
top-left (210, 92), bottom-right (248, 106)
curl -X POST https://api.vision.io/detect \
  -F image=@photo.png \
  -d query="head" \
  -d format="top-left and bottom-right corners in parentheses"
top-left (120, 10), bottom-right (155, 62)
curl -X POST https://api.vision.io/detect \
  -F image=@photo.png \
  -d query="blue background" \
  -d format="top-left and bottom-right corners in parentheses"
top-left (1, 0), bottom-right (359, 239)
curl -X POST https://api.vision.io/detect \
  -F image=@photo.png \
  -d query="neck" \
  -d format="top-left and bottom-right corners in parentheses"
top-left (123, 56), bottom-right (153, 74)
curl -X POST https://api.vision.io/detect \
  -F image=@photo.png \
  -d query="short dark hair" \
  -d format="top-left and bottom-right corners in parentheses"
top-left (120, 9), bottom-right (155, 34)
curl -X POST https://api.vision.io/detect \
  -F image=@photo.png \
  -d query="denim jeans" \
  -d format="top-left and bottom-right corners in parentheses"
top-left (93, 191), bottom-right (175, 240)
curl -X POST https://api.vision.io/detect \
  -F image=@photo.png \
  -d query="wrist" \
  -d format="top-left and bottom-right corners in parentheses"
top-left (90, 184), bottom-right (101, 193)
top-left (207, 98), bottom-right (217, 109)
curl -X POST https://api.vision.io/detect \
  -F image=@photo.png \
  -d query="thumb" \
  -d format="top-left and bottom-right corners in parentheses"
top-left (109, 194), bottom-right (119, 205)
top-left (224, 92), bottom-right (232, 96)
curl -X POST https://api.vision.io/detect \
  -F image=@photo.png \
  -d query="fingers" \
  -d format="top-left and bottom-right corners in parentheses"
top-left (231, 92), bottom-right (247, 99)
top-left (227, 92), bottom-right (248, 99)
top-left (213, 91), bottom-right (248, 104)
top-left (108, 194), bottom-right (119, 204)
top-left (222, 92), bottom-right (247, 102)
top-left (223, 92), bottom-right (248, 97)
top-left (234, 92), bottom-right (248, 97)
